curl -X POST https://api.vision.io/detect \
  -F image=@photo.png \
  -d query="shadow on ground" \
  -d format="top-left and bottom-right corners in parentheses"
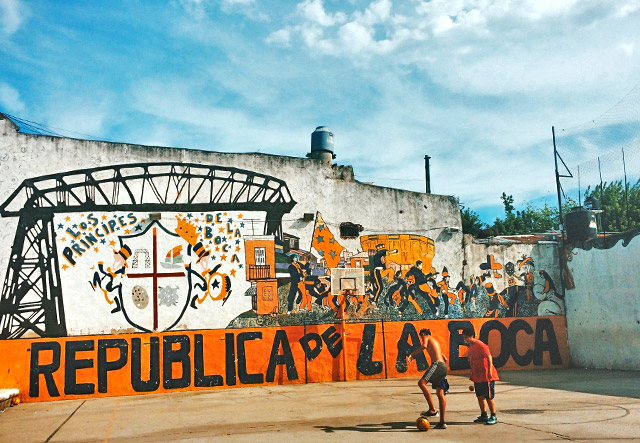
top-left (500, 368), bottom-right (640, 399)
top-left (315, 421), bottom-right (474, 433)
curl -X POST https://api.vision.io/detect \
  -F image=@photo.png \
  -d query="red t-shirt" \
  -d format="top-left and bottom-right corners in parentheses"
top-left (468, 340), bottom-right (499, 383)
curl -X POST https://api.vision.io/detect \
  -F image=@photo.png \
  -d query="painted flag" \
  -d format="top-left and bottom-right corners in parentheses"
top-left (311, 212), bottom-right (345, 269)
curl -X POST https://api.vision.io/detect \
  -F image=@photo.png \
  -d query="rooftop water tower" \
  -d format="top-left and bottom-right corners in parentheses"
top-left (307, 126), bottom-right (336, 165)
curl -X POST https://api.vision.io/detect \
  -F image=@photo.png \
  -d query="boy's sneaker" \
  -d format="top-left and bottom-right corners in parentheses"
top-left (485, 415), bottom-right (498, 425)
top-left (474, 414), bottom-right (489, 423)
top-left (421, 410), bottom-right (439, 417)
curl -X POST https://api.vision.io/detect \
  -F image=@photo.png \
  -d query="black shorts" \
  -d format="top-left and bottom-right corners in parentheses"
top-left (474, 381), bottom-right (495, 399)
top-left (421, 361), bottom-right (447, 389)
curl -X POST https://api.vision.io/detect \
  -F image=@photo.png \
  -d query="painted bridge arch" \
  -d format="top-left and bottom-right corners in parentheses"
top-left (0, 162), bottom-right (297, 338)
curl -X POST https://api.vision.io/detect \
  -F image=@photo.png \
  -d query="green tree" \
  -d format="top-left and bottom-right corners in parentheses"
top-left (583, 179), bottom-right (640, 232)
top-left (460, 206), bottom-right (486, 236)
top-left (489, 194), bottom-right (576, 235)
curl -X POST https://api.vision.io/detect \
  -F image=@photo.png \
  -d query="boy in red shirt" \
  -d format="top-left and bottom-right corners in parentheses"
top-left (461, 327), bottom-right (499, 425)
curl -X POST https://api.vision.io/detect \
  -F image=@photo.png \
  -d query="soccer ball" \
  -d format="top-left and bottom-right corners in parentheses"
top-left (416, 416), bottom-right (430, 431)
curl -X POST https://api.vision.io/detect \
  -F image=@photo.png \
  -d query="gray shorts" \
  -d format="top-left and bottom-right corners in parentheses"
top-left (421, 361), bottom-right (447, 387)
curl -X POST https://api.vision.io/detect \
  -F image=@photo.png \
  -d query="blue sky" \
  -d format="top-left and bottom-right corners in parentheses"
top-left (1, 0), bottom-right (640, 224)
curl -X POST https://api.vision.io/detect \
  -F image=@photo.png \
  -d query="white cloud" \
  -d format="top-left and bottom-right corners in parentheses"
top-left (296, 0), bottom-right (346, 27)
top-left (266, 28), bottom-right (291, 46)
top-left (0, 0), bottom-right (23, 35)
top-left (176, 0), bottom-right (207, 20)
top-left (0, 82), bottom-right (25, 114)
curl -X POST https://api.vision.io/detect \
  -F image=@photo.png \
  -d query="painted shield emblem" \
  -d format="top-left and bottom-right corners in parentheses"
top-left (118, 221), bottom-right (190, 332)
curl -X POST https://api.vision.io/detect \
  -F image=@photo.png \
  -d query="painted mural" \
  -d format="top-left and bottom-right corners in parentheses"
top-left (0, 164), bottom-right (565, 339)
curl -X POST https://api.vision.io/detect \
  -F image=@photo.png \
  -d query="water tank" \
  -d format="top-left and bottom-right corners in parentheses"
top-left (307, 126), bottom-right (336, 163)
top-left (565, 207), bottom-right (598, 242)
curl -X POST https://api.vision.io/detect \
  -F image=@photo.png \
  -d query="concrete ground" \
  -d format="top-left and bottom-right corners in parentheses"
top-left (1, 369), bottom-right (639, 443)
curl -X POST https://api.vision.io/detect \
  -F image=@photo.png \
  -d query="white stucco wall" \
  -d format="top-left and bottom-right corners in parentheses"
top-left (564, 236), bottom-right (640, 370)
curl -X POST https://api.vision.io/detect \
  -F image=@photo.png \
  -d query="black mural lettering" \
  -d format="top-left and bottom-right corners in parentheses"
top-left (534, 318), bottom-right (562, 365)
top-left (448, 320), bottom-right (474, 370)
top-left (479, 321), bottom-right (510, 368)
top-left (508, 320), bottom-right (534, 366)
top-left (237, 332), bottom-right (264, 384)
top-left (163, 335), bottom-right (191, 389)
top-left (299, 332), bottom-right (323, 361)
top-left (396, 323), bottom-right (428, 373)
top-left (97, 339), bottom-right (128, 393)
top-left (266, 330), bottom-right (298, 382)
top-left (131, 337), bottom-right (160, 392)
top-left (225, 333), bottom-right (236, 386)
top-left (29, 342), bottom-right (61, 397)
top-left (64, 340), bottom-right (95, 395)
top-left (194, 334), bottom-right (223, 387)
top-left (356, 324), bottom-right (383, 376)
top-left (321, 326), bottom-right (343, 358)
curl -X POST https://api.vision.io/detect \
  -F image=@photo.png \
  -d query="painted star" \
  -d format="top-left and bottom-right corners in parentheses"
top-left (240, 222), bottom-right (244, 228)
top-left (61, 264), bottom-right (69, 270)
top-left (124, 229), bottom-right (130, 234)
top-left (187, 213), bottom-right (193, 219)
top-left (100, 239), bottom-right (106, 244)
top-left (218, 226), bottom-right (225, 233)
top-left (221, 254), bottom-right (227, 261)
top-left (316, 235), bottom-right (324, 243)
top-left (227, 218), bottom-right (233, 223)
top-left (235, 240), bottom-right (240, 244)
top-left (135, 225), bottom-right (142, 231)
top-left (215, 246), bottom-right (220, 252)
top-left (235, 246), bottom-right (241, 252)
top-left (238, 214), bottom-right (243, 219)
top-left (94, 247), bottom-right (99, 253)
top-left (72, 224), bottom-right (78, 228)
top-left (230, 269), bottom-right (237, 277)
top-left (329, 238), bottom-right (335, 244)
top-left (329, 250), bottom-right (336, 259)
top-left (109, 240), bottom-right (116, 247)
top-left (211, 280), bottom-right (220, 289)
top-left (61, 237), bottom-right (67, 242)
top-left (57, 223), bottom-right (63, 229)
top-left (102, 215), bottom-right (107, 220)
top-left (65, 216), bottom-right (71, 222)
top-left (318, 223), bottom-right (325, 231)
top-left (239, 264), bottom-right (243, 269)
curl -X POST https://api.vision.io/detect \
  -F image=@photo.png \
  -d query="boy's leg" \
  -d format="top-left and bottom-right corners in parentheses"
top-left (435, 387), bottom-right (446, 425)
top-left (418, 379), bottom-right (437, 414)
top-left (487, 397), bottom-right (496, 415)
top-left (477, 396), bottom-right (487, 414)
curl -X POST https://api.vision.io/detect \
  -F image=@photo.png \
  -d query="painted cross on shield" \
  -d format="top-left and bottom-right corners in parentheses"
top-left (118, 221), bottom-right (191, 332)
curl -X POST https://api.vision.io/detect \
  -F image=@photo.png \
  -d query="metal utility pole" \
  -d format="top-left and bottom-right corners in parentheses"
top-left (424, 155), bottom-right (431, 194)
top-left (552, 126), bottom-right (567, 299)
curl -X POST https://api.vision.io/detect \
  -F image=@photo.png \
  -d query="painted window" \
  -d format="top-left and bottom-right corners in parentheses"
top-left (255, 247), bottom-right (266, 265)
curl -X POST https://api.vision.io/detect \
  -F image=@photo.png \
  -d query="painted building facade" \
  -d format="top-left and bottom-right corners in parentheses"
top-left (0, 114), bottom-right (570, 401)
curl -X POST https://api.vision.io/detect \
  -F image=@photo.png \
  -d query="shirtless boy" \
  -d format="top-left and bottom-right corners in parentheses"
top-left (462, 327), bottom-right (499, 425)
top-left (408, 328), bottom-right (448, 429)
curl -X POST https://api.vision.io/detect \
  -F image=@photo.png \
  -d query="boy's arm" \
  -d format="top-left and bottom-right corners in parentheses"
top-left (407, 345), bottom-right (425, 361)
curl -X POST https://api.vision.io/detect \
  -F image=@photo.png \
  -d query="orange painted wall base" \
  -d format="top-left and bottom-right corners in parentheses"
top-left (0, 316), bottom-right (569, 402)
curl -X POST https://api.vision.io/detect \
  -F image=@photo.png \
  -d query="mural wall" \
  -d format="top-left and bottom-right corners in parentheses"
top-left (0, 115), bottom-right (569, 402)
